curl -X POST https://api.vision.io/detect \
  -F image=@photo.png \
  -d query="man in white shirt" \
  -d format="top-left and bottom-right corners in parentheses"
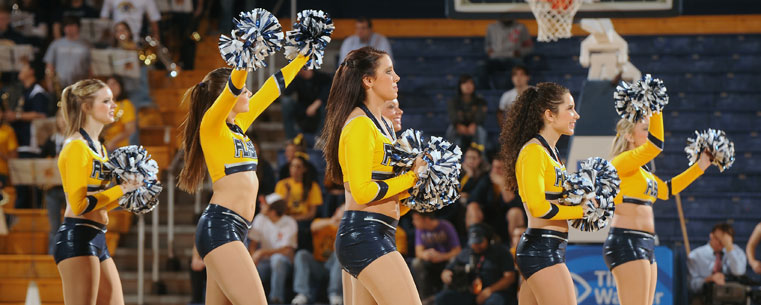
top-left (497, 66), bottom-right (530, 126)
top-left (688, 223), bottom-right (747, 303)
top-left (249, 193), bottom-right (298, 304)
top-left (338, 17), bottom-right (393, 64)
top-left (100, 0), bottom-right (161, 42)
top-left (44, 17), bottom-right (91, 87)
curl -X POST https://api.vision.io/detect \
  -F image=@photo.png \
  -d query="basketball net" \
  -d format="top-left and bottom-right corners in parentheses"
top-left (527, 0), bottom-right (584, 42)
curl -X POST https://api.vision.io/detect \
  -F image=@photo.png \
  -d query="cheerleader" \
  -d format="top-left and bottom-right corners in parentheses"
top-left (320, 46), bottom-right (426, 305)
top-left (55, 79), bottom-right (141, 305)
top-left (605, 112), bottom-right (712, 305)
top-left (499, 82), bottom-right (584, 305)
top-left (177, 54), bottom-right (309, 304)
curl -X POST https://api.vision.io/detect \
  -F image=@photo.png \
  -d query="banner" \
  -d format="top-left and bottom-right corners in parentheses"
top-left (567, 245), bottom-right (674, 305)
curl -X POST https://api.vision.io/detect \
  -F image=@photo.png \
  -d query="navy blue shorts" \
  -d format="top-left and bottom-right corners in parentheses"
top-left (335, 210), bottom-right (398, 278)
top-left (195, 204), bottom-right (252, 259)
top-left (515, 228), bottom-right (568, 279)
top-left (53, 217), bottom-right (110, 264)
top-left (603, 227), bottom-right (655, 270)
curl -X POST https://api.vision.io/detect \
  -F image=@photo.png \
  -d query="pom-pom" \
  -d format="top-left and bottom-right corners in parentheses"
top-left (218, 8), bottom-right (283, 70)
top-left (562, 157), bottom-right (620, 232)
top-left (106, 146), bottom-right (162, 214)
top-left (391, 129), bottom-right (462, 213)
top-left (685, 129), bottom-right (735, 172)
top-left (284, 9), bottom-right (334, 69)
top-left (614, 74), bottom-right (669, 123)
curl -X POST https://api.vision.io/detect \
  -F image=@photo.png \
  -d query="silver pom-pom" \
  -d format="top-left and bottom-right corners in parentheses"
top-left (284, 9), bottom-right (334, 69)
top-left (563, 157), bottom-right (620, 232)
top-left (219, 8), bottom-right (284, 70)
top-left (106, 146), bottom-right (162, 215)
top-left (614, 74), bottom-right (669, 123)
top-left (685, 129), bottom-right (735, 172)
top-left (392, 129), bottom-right (462, 212)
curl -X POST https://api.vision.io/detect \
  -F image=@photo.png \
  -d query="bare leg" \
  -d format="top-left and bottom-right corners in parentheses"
top-left (342, 270), bottom-right (355, 305)
top-left (611, 259), bottom-right (651, 305)
top-left (350, 272), bottom-right (377, 305)
top-left (205, 270), bottom-right (233, 305)
top-left (466, 202), bottom-right (483, 227)
top-left (647, 262), bottom-right (658, 305)
top-left (525, 264), bottom-right (577, 305)
top-left (518, 277), bottom-right (539, 305)
top-left (203, 242), bottom-right (267, 304)
top-left (357, 251), bottom-right (422, 305)
top-left (96, 258), bottom-right (124, 305)
top-left (57, 256), bottom-right (100, 305)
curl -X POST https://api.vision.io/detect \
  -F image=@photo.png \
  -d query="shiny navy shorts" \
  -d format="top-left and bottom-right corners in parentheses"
top-left (196, 204), bottom-right (252, 259)
top-left (515, 228), bottom-right (568, 279)
top-left (603, 227), bottom-right (655, 270)
top-left (53, 217), bottom-right (110, 264)
top-left (335, 210), bottom-right (398, 278)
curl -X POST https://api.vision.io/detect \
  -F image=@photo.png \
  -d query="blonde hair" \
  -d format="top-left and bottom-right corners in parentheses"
top-left (610, 118), bottom-right (636, 158)
top-left (60, 79), bottom-right (108, 137)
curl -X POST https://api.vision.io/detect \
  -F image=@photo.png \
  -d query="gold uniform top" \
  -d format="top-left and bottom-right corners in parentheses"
top-left (338, 115), bottom-right (416, 215)
top-left (201, 55), bottom-right (308, 183)
top-left (613, 112), bottom-right (704, 205)
top-left (516, 142), bottom-right (583, 220)
top-left (58, 139), bottom-right (123, 215)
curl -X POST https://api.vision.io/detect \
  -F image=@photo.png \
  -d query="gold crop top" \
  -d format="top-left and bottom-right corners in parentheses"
top-left (613, 112), bottom-right (704, 205)
top-left (338, 109), bottom-right (416, 215)
top-left (58, 138), bottom-right (123, 215)
top-left (516, 141), bottom-right (583, 220)
top-left (201, 55), bottom-right (308, 183)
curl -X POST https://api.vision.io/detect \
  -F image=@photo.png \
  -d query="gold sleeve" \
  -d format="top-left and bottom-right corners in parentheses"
top-left (237, 55), bottom-right (309, 131)
top-left (612, 112), bottom-right (664, 175)
top-left (58, 141), bottom-right (123, 215)
top-left (517, 145), bottom-right (583, 220)
top-left (200, 69), bottom-right (248, 134)
top-left (342, 118), bottom-right (417, 204)
top-left (655, 162), bottom-right (704, 200)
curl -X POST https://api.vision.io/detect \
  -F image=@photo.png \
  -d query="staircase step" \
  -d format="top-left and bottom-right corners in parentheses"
top-left (112, 248), bottom-right (193, 272)
top-left (125, 294), bottom-right (191, 305)
top-left (120, 271), bottom-right (191, 295)
top-left (120, 224), bottom-right (197, 250)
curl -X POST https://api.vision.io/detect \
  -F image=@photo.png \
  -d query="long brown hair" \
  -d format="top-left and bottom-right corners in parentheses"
top-left (319, 47), bottom-right (388, 184)
top-left (499, 82), bottom-right (569, 191)
top-left (60, 79), bottom-right (108, 137)
top-left (177, 67), bottom-right (232, 192)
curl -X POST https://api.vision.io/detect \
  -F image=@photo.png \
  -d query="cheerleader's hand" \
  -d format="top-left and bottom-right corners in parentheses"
top-left (411, 155), bottom-right (428, 178)
top-left (698, 150), bottom-right (713, 171)
top-left (119, 175), bottom-right (143, 193)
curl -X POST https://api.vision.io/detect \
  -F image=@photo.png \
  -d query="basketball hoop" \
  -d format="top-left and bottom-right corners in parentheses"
top-left (527, 0), bottom-right (584, 42)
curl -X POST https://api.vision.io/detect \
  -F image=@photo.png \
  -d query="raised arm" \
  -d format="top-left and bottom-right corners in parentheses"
top-left (342, 117), bottom-right (416, 204)
top-left (654, 162), bottom-right (704, 200)
top-left (199, 69), bottom-right (248, 133)
top-left (237, 55), bottom-right (309, 130)
top-left (612, 112), bottom-right (664, 175)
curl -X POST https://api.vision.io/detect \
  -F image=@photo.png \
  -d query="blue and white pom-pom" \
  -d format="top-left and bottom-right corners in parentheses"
top-left (391, 129), bottom-right (462, 213)
top-left (284, 9), bottom-right (334, 69)
top-left (614, 74), bottom-right (669, 123)
top-left (562, 157), bottom-right (620, 232)
top-left (219, 9), bottom-right (283, 70)
top-left (685, 129), bottom-right (735, 172)
top-left (106, 146), bottom-right (162, 215)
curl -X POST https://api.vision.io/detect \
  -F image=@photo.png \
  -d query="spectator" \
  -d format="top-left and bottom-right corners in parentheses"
top-left (249, 193), bottom-right (298, 304)
top-left (466, 156), bottom-right (523, 245)
top-left (219, 0), bottom-right (256, 35)
top-left (102, 76), bottom-right (136, 151)
top-left (411, 211), bottom-right (462, 301)
top-left (43, 16), bottom-right (91, 88)
top-left (382, 99), bottom-right (403, 132)
top-left (497, 66), bottom-right (530, 126)
top-left (746, 222), bottom-right (761, 274)
top-left (278, 135), bottom-right (316, 181)
top-left (441, 145), bottom-right (489, 239)
top-left (41, 110), bottom-right (66, 254)
top-left (166, 0), bottom-right (203, 69)
top-left (281, 69), bottom-right (331, 140)
top-left (4, 60), bottom-right (48, 209)
top-left (688, 223), bottom-right (747, 302)
top-left (275, 155), bottom-right (323, 251)
top-left (477, 19), bottom-right (533, 89)
top-left (111, 21), bottom-right (152, 107)
top-left (0, 101), bottom-right (18, 202)
top-left (338, 17), bottom-right (393, 64)
top-left (291, 205), bottom-right (345, 305)
top-left (446, 74), bottom-right (488, 157)
top-left (53, 0), bottom-right (99, 40)
top-left (0, 6), bottom-right (28, 44)
top-left (250, 136), bottom-right (276, 200)
top-left (100, 0), bottom-right (160, 42)
top-left (436, 224), bottom-right (518, 305)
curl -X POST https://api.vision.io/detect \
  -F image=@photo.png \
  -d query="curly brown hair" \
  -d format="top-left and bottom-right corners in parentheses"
top-left (499, 82), bottom-right (569, 191)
